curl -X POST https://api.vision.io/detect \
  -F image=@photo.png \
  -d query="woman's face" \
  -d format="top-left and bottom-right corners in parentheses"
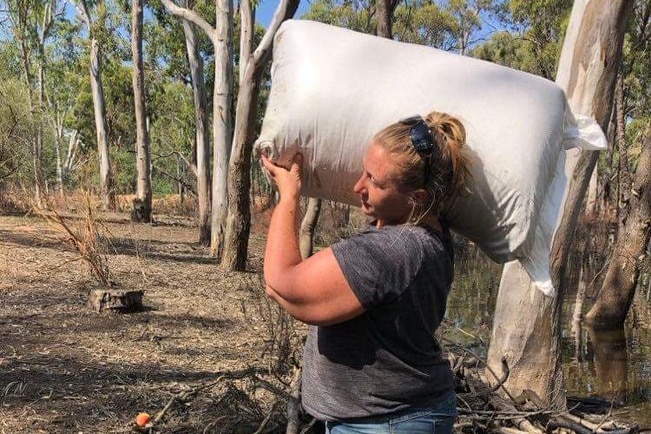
top-left (353, 141), bottom-right (413, 226)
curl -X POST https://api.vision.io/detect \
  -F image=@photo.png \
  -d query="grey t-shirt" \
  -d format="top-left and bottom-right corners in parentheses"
top-left (301, 224), bottom-right (455, 422)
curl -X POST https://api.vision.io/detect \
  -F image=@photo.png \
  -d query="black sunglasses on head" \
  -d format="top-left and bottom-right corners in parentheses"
top-left (399, 115), bottom-right (437, 186)
top-left (399, 115), bottom-right (436, 154)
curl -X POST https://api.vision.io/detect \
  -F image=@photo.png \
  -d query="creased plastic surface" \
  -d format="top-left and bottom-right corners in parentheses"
top-left (255, 20), bottom-right (607, 295)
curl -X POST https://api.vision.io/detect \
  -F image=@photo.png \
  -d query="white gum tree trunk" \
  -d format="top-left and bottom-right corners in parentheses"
top-left (486, 0), bottom-right (634, 408)
top-left (181, 9), bottom-right (211, 245)
top-left (90, 37), bottom-right (113, 210)
top-left (210, 0), bottom-right (234, 258)
top-left (160, 0), bottom-right (233, 258)
top-left (220, 0), bottom-right (300, 271)
top-left (299, 198), bottom-right (322, 260)
top-left (77, 0), bottom-right (113, 210)
top-left (131, 0), bottom-right (152, 222)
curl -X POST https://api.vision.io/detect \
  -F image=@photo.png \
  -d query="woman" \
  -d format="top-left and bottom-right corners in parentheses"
top-left (261, 111), bottom-right (470, 434)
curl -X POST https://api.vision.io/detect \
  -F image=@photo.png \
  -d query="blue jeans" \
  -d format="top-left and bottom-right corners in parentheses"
top-left (324, 391), bottom-right (457, 434)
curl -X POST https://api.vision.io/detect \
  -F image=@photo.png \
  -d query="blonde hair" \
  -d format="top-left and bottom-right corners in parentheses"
top-left (372, 111), bottom-right (471, 220)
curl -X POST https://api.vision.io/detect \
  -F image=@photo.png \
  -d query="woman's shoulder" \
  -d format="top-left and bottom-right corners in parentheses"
top-left (342, 224), bottom-right (445, 253)
top-left (375, 223), bottom-right (447, 240)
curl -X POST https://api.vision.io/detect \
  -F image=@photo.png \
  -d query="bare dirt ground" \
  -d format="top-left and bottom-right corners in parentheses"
top-left (0, 209), bottom-right (307, 434)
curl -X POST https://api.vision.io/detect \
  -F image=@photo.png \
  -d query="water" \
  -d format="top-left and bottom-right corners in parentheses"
top-left (446, 241), bottom-right (650, 426)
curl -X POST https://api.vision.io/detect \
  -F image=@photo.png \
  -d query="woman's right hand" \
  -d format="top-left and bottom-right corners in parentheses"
top-left (261, 153), bottom-right (303, 202)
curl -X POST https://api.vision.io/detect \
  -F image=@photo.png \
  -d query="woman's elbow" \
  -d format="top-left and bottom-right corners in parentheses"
top-left (262, 287), bottom-right (325, 326)
top-left (265, 283), bottom-right (281, 301)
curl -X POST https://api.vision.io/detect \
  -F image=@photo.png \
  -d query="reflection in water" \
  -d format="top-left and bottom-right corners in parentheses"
top-left (448, 242), bottom-right (650, 426)
top-left (586, 325), bottom-right (628, 404)
top-left (570, 266), bottom-right (587, 364)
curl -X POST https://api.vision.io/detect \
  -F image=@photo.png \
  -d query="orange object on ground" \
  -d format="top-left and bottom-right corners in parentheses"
top-left (136, 412), bottom-right (151, 427)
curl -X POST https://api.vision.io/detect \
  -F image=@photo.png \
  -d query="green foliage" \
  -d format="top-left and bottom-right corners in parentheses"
top-left (472, 0), bottom-right (572, 78)
top-left (111, 146), bottom-right (137, 194)
top-left (304, 0), bottom-right (499, 53)
top-left (150, 81), bottom-right (195, 195)
top-left (147, 0), bottom-right (215, 81)
top-left (0, 41), bottom-right (22, 81)
top-left (303, 0), bottom-right (375, 33)
top-left (622, 1), bottom-right (651, 121)
top-left (393, 1), bottom-right (455, 48)
top-left (0, 79), bottom-right (35, 186)
top-left (0, 0), bottom-right (647, 212)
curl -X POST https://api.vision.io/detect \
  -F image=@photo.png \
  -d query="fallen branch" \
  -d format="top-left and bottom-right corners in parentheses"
top-left (152, 375), bottom-right (226, 425)
top-left (252, 399), bottom-right (280, 434)
top-left (546, 419), bottom-right (593, 434)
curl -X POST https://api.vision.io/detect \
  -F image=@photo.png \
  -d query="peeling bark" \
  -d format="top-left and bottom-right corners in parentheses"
top-left (486, 0), bottom-right (634, 408)
top-left (586, 122), bottom-right (650, 325)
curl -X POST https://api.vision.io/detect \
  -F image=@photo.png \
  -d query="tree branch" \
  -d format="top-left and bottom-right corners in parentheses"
top-left (239, 0), bottom-right (254, 85)
top-left (160, 0), bottom-right (216, 41)
top-left (252, 0), bottom-right (299, 67)
top-left (75, 0), bottom-right (92, 27)
top-left (152, 165), bottom-right (197, 195)
top-left (153, 151), bottom-right (197, 177)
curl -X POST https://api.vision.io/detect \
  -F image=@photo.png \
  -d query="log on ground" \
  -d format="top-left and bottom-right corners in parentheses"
top-left (87, 289), bottom-right (145, 313)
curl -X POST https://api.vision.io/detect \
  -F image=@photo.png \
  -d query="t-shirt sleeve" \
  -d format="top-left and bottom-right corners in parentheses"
top-left (331, 227), bottom-right (423, 309)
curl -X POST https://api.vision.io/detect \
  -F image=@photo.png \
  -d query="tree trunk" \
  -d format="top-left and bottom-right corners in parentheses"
top-left (221, 65), bottom-right (258, 270)
top-left (586, 163), bottom-right (598, 215)
top-left (615, 73), bottom-right (631, 227)
top-left (550, 152), bottom-right (601, 285)
top-left (376, 0), bottom-right (396, 39)
top-left (89, 36), bottom-right (114, 211)
top-left (35, 0), bottom-right (54, 197)
top-left (603, 107), bottom-right (616, 215)
top-left (300, 198), bottom-right (321, 259)
top-left (585, 122), bottom-right (650, 326)
top-left (35, 60), bottom-right (46, 203)
top-left (182, 13), bottom-right (211, 245)
top-left (65, 129), bottom-right (79, 176)
top-left (486, 0), bottom-right (633, 408)
top-left (77, 1), bottom-right (114, 210)
top-left (220, 0), bottom-right (300, 271)
top-left (12, 2), bottom-right (45, 206)
top-left (239, 0), bottom-right (254, 84)
top-left (159, 0), bottom-right (232, 251)
top-left (131, 0), bottom-right (152, 223)
top-left (54, 113), bottom-right (65, 196)
top-left (209, 0), bottom-right (234, 258)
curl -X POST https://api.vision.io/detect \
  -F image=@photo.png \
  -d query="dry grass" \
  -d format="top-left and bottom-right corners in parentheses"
top-left (36, 196), bottom-right (112, 286)
top-left (0, 204), bottom-right (311, 433)
top-left (0, 186), bottom-right (32, 215)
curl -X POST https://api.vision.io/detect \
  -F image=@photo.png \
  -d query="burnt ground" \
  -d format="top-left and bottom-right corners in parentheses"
top-left (1, 200), bottom-right (647, 434)
top-left (0, 209), bottom-right (308, 434)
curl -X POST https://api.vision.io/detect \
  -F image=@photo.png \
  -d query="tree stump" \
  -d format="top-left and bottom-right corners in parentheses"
top-left (88, 289), bottom-right (144, 313)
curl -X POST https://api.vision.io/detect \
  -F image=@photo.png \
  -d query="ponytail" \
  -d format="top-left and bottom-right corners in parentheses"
top-left (424, 111), bottom-right (471, 205)
top-left (373, 110), bottom-right (472, 218)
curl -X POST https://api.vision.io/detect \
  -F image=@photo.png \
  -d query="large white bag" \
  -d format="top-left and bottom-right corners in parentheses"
top-left (255, 20), bottom-right (606, 295)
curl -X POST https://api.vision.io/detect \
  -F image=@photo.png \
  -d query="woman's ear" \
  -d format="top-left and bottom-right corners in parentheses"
top-left (412, 188), bottom-right (430, 206)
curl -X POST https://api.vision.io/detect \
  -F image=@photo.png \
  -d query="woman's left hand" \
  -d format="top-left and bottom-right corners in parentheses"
top-left (261, 153), bottom-right (303, 202)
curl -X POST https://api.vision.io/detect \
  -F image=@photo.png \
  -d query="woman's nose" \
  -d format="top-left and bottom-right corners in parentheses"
top-left (353, 174), bottom-right (365, 193)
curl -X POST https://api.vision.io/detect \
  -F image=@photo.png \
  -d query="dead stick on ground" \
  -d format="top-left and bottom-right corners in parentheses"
top-left (546, 419), bottom-right (592, 434)
top-left (252, 400), bottom-right (279, 434)
top-left (153, 375), bottom-right (225, 425)
top-left (299, 418), bottom-right (317, 434)
top-left (444, 337), bottom-right (517, 404)
top-left (285, 367), bottom-right (302, 434)
top-left (561, 412), bottom-right (607, 432)
top-left (490, 395), bottom-right (544, 434)
top-left (498, 427), bottom-right (530, 434)
top-left (593, 401), bottom-right (615, 432)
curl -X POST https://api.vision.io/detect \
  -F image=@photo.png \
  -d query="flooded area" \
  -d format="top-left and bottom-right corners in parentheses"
top-left (446, 241), bottom-right (650, 427)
